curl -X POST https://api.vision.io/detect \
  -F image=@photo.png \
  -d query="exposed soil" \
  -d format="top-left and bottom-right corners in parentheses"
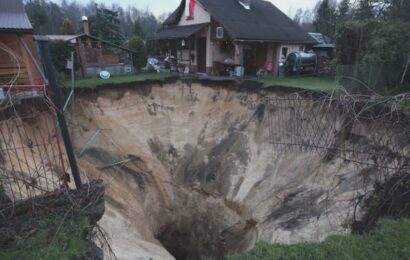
top-left (2, 80), bottom-right (408, 259)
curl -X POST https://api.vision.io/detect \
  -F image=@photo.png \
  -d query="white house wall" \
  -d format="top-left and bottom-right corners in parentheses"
top-left (178, 49), bottom-right (195, 66)
top-left (178, 0), bottom-right (211, 26)
top-left (280, 44), bottom-right (305, 62)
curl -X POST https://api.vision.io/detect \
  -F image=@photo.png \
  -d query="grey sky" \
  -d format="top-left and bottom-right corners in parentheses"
top-left (51, 0), bottom-right (322, 18)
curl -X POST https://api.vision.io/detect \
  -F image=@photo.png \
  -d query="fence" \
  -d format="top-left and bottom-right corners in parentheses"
top-left (335, 64), bottom-right (408, 94)
top-left (257, 93), bottom-right (410, 175)
top-left (0, 87), bottom-right (70, 211)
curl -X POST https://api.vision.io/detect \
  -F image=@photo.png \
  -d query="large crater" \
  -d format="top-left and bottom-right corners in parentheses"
top-left (67, 81), bottom-right (408, 259)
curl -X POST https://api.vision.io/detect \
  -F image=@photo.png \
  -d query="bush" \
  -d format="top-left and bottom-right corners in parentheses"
top-left (335, 20), bottom-right (410, 90)
top-left (129, 36), bottom-right (147, 70)
top-left (49, 41), bottom-right (78, 76)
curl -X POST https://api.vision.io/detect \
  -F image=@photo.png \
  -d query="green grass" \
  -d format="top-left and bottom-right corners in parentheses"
top-left (228, 218), bottom-right (410, 260)
top-left (65, 72), bottom-right (176, 89)
top-left (259, 76), bottom-right (341, 92)
top-left (0, 210), bottom-right (90, 260)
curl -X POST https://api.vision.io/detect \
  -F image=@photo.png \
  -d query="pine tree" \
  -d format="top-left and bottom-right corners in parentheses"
top-left (338, 0), bottom-right (350, 18)
top-left (60, 18), bottom-right (75, 35)
top-left (90, 6), bottom-right (125, 45)
top-left (132, 19), bottom-right (145, 38)
top-left (355, 0), bottom-right (375, 19)
top-left (25, 0), bottom-right (48, 34)
top-left (314, 0), bottom-right (337, 38)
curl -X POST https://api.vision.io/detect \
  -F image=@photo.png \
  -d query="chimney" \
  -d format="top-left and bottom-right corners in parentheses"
top-left (82, 16), bottom-right (90, 35)
top-left (239, 0), bottom-right (251, 10)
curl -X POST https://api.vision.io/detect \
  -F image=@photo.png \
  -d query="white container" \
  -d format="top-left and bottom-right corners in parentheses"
top-left (235, 66), bottom-right (244, 77)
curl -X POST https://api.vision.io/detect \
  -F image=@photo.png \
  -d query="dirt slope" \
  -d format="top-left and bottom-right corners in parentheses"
top-left (66, 81), bottom-right (407, 259)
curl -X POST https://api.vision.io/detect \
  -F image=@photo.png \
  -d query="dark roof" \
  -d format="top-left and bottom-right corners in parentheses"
top-left (163, 0), bottom-right (185, 26)
top-left (308, 32), bottom-right (335, 49)
top-left (161, 0), bottom-right (314, 43)
top-left (0, 0), bottom-right (33, 32)
top-left (156, 23), bottom-right (208, 40)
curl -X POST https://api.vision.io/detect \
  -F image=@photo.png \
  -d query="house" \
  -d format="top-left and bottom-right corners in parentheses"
top-left (155, 0), bottom-right (314, 76)
top-left (36, 17), bottom-right (136, 78)
top-left (69, 17), bottom-right (136, 78)
top-left (0, 0), bottom-right (45, 88)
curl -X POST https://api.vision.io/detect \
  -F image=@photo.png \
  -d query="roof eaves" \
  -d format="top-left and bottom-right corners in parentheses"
top-left (0, 28), bottom-right (34, 33)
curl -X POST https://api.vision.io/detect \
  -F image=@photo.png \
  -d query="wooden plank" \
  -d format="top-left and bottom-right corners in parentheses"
top-left (0, 68), bottom-right (28, 75)
top-left (0, 64), bottom-right (27, 69)
top-left (18, 36), bottom-right (34, 85)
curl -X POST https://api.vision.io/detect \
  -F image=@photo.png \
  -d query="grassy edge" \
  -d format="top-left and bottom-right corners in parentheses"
top-left (228, 218), bottom-right (410, 260)
top-left (64, 72), bottom-right (176, 89)
top-left (0, 210), bottom-right (90, 260)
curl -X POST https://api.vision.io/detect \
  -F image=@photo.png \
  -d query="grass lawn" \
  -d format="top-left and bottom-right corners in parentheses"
top-left (228, 218), bottom-right (410, 260)
top-left (259, 76), bottom-right (341, 92)
top-left (0, 210), bottom-right (90, 260)
top-left (65, 72), bottom-right (176, 89)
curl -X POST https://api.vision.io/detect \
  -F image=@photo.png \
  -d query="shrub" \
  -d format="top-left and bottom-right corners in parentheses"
top-left (129, 36), bottom-right (147, 70)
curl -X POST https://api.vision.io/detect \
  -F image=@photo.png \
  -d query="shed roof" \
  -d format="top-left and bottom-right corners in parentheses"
top-left (34, 35), bottom-right (77, 44)
top-left (161, 0), bottom-right (314, 43)
top-left (0, 0), bottom-right (33, 32)
top-left (308, 32), bottom-right (335, 49)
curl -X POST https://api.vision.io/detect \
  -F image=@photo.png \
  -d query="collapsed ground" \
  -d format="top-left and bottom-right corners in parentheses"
top-left (64, 80), bottom-right (409, 259)
top-left (1, 79), bottom-right (408, 259)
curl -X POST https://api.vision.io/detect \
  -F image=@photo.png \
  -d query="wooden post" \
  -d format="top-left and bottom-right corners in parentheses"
top-left (70, 51), bottom-right (75, 114)
top-left (189, 37), bottom-right (192, 74)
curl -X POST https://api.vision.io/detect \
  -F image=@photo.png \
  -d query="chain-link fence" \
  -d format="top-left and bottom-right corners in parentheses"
top-left (0, 88), bottom-right (70, 213)
top-left (336, 64), bottom-right (408, 94)
top-left (258, 92), bottom-right (410, 176)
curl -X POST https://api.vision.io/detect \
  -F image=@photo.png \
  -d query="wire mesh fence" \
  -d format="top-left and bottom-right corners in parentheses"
top-left (0, 88), bottom-right (70, 212)
top-left (336, 64), bottom-right (408, 94)
top-left (258, 92), bottom-right (410, 176)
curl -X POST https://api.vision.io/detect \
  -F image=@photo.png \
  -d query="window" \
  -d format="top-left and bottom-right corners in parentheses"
top-left (282, 47), bottom-right (288, 57)
top-left (216, 27), bottom-right (224, 39)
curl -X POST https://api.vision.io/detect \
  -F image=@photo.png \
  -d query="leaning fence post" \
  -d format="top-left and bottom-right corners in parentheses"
top-left (401, 55), bottom-right (410, 85)
top-left (37, 40), bottom-right (82, 189)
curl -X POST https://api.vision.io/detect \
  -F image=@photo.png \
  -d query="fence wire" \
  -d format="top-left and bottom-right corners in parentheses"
top-left (336, 64), bottom-right (408, 94)
top-left (255, 92), bottom-right (410, 176)
top-left (0, 88), bottom-right (70, 212)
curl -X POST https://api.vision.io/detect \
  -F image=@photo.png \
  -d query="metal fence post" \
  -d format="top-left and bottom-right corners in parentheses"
top-left (38, 40), bottom-right (82, 189)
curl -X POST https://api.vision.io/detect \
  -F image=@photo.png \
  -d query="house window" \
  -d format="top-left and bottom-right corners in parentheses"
top-left (282, 47), bottom-right (288, 57)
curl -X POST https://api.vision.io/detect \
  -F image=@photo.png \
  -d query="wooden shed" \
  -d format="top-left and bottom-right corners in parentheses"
top-left (0, 0), bottom-right (45, 88)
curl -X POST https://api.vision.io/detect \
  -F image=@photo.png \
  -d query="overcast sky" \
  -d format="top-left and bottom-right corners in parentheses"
top-left (51, 0), bottom-right (322, 18)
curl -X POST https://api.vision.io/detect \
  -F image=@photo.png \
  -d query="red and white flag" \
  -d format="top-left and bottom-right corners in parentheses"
top-left (186, 0), bottom-right (196, 20)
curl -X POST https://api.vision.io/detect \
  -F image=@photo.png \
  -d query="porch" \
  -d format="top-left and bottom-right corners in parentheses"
top-left (154, 24), bottom-right (281, 77)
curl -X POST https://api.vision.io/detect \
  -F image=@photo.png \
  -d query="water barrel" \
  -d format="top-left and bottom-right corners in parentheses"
top-left (285, 52), bottom-right (317, 74)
